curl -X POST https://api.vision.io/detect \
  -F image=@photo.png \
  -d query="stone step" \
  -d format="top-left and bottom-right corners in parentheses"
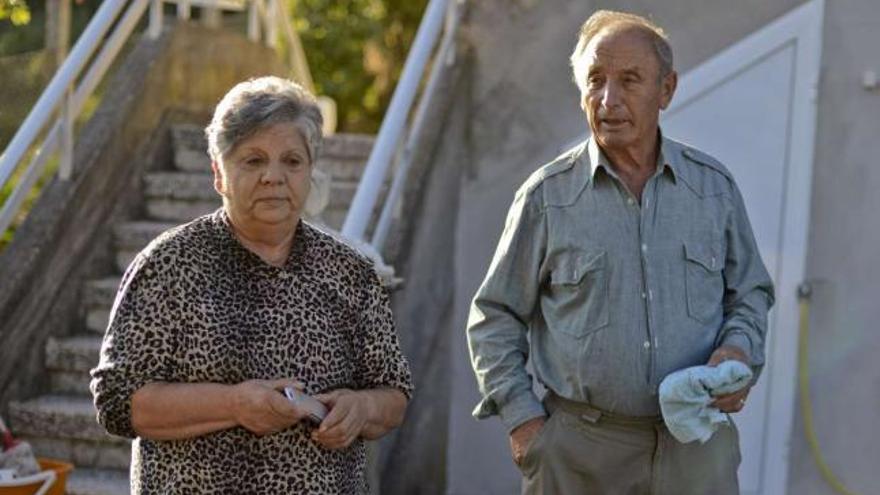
top-left (171, 124), bottom-right (374, 174)
top-left (8, 395), bottom-right (128, 446)
top-left (113, 221), bottom-right (178, 273)
top-left (67, 467), bottom-right (130, 495)
top-left (144, 172), bottom-right (216, 201)
top-left (172, 144), bottom-right (371, 182)
top-left (28, 436), bottom-right (130, 470)
top-left (50, 369), bottom-right (92, 396)
top-left (46, 336), bottom-right (102, 373)
top-left (170, 124), bottom-right (210, 173)
top-left (321, 133), bottom-right (375, 160)
top-left (143, 172), bottom-right (363, 223)
top-left (83, 278), bottom-right (120, 334)
top-left (142, 171), bottom-right (220, 222)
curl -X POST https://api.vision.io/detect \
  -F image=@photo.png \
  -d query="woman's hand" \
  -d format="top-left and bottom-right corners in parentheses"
top-left (230, 379), bottom-right (305, 436)
top-left (311, 389), bottom-right (370, 450)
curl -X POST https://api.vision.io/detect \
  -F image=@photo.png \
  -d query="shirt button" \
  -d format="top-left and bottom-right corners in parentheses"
top-left (641, 244), bottom-right (648, 253)
top-left (643, 340), bottom-right (651, 350)
top-left (641, 291), bottom-right (647, 299)
top-left (627, 198), bottom-right (635, 206)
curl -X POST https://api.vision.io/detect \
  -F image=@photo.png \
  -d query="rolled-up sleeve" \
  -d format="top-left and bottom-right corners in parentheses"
top-left (717, 181), bottom-right (775, 376)
top-left (89, 252), bottom-right (180, 439)
top-left (466, 186), bottom-right (547, 432)
top-left (353, 268), bottom-right (414, 399)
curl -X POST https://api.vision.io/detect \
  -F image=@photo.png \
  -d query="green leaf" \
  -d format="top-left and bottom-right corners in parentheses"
top-left (10, 7), bottom-right (30, 25)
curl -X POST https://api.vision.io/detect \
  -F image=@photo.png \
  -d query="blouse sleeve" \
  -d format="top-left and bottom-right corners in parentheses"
top-left (89, 250), bottom-right (180, 438)
top-left (352, 267), bottom-right (414, 399)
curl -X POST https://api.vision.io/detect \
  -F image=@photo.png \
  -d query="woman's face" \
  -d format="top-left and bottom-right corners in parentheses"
top-left (213, 122), bottom-right (312, 229)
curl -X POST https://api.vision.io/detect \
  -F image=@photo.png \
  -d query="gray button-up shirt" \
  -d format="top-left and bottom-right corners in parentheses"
top-left (467, 135), bottom-right (775, 431)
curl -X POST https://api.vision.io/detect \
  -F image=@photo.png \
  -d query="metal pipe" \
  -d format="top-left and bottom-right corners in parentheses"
top-left (0, 0), bottom-right (126, 190)
top-left (341, 0), bottom-right (448, 240)
top-left (371, 6), bottom-right (461, 250)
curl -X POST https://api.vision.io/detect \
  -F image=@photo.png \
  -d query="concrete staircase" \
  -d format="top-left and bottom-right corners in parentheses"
top-left (7, 123), bottom-right (375, 494)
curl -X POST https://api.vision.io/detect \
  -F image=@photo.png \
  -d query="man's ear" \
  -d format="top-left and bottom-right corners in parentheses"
top-left (659, 70), bottom-right (678, 110)
top-left (212, 160), bottom-right (225, 196)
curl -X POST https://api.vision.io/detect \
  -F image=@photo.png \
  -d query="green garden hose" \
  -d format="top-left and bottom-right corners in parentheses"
top-left (797, 284), bottom-right (860, 495)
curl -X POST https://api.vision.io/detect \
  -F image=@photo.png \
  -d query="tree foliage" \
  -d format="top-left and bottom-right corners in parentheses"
top-left (289, 0), bottom-right (428, 133)
top-left (0, 0), bottom-right (31, 26)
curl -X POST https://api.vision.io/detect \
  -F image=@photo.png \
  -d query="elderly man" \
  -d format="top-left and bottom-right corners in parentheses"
top-left (466, 10), bottom-right (774, 495)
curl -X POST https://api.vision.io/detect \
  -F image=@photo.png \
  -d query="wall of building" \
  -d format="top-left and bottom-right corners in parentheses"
top-left (385, 0), bottom-right (878, 492)
top-left (788, 0), bottom-right (880, 493)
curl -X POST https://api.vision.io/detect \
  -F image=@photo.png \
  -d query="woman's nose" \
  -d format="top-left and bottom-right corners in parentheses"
top-left (260, 160), bottom-right (285, 184)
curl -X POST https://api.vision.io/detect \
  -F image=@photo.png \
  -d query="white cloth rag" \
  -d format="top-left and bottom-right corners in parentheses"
top-left (658, 360), bottom-right (753, 444)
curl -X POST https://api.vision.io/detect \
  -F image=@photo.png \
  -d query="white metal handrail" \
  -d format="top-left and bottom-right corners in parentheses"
top-left (0, 0), bottom-right (317, 238)
top-left (340, 0), bottom-right (461, 247)
top-left (371, 3), bottom-right (463, 250)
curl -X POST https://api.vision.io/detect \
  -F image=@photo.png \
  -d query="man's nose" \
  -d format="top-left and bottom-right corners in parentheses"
top-left (601, 82), bottom-right (623, 108)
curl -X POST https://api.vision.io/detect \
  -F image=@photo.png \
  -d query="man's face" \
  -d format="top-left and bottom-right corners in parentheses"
top-left (580, 27), bottom-right (676, 154)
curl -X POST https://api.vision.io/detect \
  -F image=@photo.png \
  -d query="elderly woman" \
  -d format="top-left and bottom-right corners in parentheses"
top-left (90, 77), bottom-right (412, 494)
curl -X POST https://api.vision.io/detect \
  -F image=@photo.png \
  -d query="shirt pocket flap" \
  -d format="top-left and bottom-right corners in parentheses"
top-left (684, 241), bottom-right (722, 272)
top-left (551, 250), bottom-right (607, 285)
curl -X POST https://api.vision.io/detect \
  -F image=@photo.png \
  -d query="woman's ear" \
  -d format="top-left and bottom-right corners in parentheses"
top-left (212, 160), bottom-right (226, 196)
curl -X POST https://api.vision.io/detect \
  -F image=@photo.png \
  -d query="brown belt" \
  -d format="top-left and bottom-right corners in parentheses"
top-left (545, 392), bottom-right (663, 428)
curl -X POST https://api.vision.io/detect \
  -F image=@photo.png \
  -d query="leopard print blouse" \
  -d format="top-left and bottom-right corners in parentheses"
top-left (90, 209), bottom-right (413, 494)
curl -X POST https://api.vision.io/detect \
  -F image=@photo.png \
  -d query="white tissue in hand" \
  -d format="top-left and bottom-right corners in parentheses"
top-left (658, 360), bottom-right (753, 444)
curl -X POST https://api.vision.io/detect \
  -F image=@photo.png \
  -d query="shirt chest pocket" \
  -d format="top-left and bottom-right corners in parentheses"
top-left (683, 241), bottom-right (724, 323)
top-left (547, 250), bottom-right (610, 337)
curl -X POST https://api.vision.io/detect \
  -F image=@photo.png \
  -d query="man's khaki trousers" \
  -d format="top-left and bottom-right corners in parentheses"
top-left (518, 394), bottom-right (741, 495)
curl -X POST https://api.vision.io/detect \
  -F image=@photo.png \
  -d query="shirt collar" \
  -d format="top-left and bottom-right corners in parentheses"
top-left (585, 130), bottom-right (679, 185)
top-left (214, 208), bottom-right (309, 273)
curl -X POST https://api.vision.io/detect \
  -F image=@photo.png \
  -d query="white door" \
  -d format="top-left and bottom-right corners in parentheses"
top-left (659, 1), bottom-right (823, 493)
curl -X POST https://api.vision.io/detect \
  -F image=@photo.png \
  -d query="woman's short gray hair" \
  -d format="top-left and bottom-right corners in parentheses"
top-left (570, 10), bottom-right (674, 94)
top-left (206, 76), bottom-right (323, 164)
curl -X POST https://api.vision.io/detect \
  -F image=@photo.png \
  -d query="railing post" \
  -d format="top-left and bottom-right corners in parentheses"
top-left (247, 1), bottom-right (261, 42)
top-left (341, 0), bottom-right (448, 240)
top-left (202, 7), bottom-right (222, 28)
top-left (59, 89), bottom-right (74, 180)
top-left (148, 0), bottom-right (163, 39)
top-left (178, 0), bottom-right (191, 20)
top-left (266, 0), bottom-right (279, 48)
top-left (0, 0), bottom-right (127, 189)
top-left (45, 0), bottom-right (72, 69)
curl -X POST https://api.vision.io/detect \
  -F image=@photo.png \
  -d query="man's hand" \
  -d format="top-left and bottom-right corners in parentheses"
top-left (230, 379), bottom-right (304, 436)
top-left (509, 416), bottom-right (546, 466)
top-left (707, 345), bottom-right (751, 413)
top-left (312, 389), bottom-right (370, 450)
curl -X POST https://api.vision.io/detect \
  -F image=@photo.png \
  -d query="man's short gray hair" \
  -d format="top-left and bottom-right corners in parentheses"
top-left (206, 76), bottom-right (323, 164)
top-left (570, 10), bottom-right (674, 94)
